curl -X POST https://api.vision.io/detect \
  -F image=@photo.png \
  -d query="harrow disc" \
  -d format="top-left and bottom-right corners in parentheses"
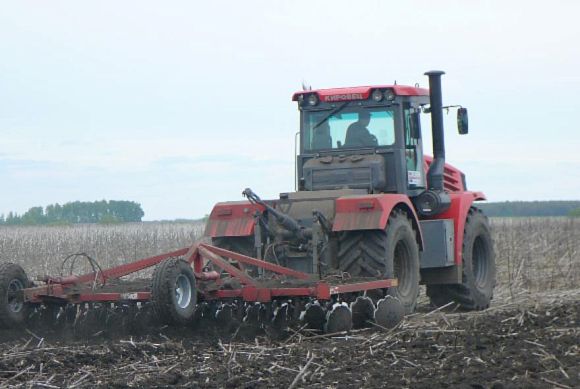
top-left (301, 301), bottom-right (326, 331)
top-left (271, 302), bottom-right (290, 330)
top-left (351, 296), bottom-right (375, 329)
top-left (243, 302), bottom-right (262, 324)
top-left (374, 296), bottom-right (404, 329)
top-left (215, 303), bottom-right (235, 329)
top-left (324, 302), bottom-right (352, 333)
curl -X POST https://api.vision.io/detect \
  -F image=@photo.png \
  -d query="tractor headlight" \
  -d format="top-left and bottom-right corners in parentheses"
top-left (371, 89), bottom-right (383, 102)
top-left (307, 94), bottom-right (319, 106)
top-left (384, 89), bottom-right (396, 101)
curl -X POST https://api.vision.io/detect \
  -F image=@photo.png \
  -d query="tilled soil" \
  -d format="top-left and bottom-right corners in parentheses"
top-left (0, 291), bottom-right (578, 389)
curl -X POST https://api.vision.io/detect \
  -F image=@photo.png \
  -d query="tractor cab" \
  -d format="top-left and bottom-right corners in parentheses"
top-left (294, 85), bottom-right (431, 197)
top-left (294, 71), bottom-right (469, 217)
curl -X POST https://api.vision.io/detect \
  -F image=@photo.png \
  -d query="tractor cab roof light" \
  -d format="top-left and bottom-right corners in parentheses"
top-left (371, 89), bottom-right (383, 102)
top-left (307, 94), bottom-right (319, 106)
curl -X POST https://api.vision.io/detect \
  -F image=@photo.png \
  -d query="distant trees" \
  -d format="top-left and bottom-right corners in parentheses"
top-left (0, 200), bottom-right (144, 225)
top-left (477, 201), bottom-right (580, 217)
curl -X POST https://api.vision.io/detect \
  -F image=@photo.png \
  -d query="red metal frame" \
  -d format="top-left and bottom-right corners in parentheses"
top-left (23, 243), bottom-right (397, 305)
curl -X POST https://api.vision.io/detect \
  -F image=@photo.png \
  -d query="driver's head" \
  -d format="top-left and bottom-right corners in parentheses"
top-left (358, 111), bottom-right (371, 126)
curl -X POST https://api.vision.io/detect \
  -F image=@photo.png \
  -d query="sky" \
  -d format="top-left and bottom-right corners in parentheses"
top-left (1, 1), bottom-right (579, 220)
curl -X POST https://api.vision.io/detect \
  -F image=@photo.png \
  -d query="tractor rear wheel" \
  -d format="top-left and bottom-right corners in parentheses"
top-left (337, 209), bottom-right (420, 314)
top-left (151, 258), bottom-right (197, 325)
top-left (0, 263), bottom-right (30, 329)
top-left (426, 207), bottom-right (496, 310)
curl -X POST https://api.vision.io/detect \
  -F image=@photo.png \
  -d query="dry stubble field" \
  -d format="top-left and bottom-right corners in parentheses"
top-left (0, 218), bottom-right (578, 388)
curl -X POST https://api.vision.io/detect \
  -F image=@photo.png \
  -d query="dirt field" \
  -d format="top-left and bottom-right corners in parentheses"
top-left (0, 218), bottom-right (578, 388)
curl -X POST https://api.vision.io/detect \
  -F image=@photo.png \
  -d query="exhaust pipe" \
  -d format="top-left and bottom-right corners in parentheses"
top-left (414, 71), bottom-right (451, 217)
top-left (425, 70), bottom-right (445, 191)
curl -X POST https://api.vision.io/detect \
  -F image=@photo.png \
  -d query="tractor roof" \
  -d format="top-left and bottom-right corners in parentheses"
top-left (292, 85), bottom-right (429, 102)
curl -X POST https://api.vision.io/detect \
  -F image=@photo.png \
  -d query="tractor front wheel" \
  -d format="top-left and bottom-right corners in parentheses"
top-left (384, 210), bottom-right (421, 314)
top-left (337, 209), bottom-right (420, 314)
top-left (0, 263), bottom-right (30, 329)
top-left (426, 207), bottom-right (496, 310)
top-left (151, 258), bottom-right (197, 325)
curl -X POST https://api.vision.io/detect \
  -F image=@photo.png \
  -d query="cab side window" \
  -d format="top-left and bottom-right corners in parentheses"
top-left (404, 106), bottom-right (425, 188)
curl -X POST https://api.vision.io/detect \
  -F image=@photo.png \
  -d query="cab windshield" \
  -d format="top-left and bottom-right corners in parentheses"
top-left (303, 107), bottom-right (395, 152)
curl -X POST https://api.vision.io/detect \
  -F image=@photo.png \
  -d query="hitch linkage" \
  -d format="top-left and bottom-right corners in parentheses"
top-left (243, 188), bottom-right (311, 240)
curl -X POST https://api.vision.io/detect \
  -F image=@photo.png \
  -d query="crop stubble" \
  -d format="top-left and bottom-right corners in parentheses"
top-left (0, 218), bottom-right (578, 388)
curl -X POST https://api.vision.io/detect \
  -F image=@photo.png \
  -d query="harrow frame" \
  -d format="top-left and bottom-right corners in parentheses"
top-left (23, 243), bottom-right (397, 306)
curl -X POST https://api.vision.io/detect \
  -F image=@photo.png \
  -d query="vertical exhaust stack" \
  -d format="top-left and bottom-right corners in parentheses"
top-left (414, 71), bottom-right (451, 217)
top-left (425, 70), bottom-right (446, 191)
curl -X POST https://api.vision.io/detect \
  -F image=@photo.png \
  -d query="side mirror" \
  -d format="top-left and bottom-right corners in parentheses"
top-left (457, 107), bottom-right (468, 135)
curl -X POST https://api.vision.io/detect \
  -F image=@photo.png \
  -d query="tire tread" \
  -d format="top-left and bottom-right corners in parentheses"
top-left (426, 207), bottom-right (496, 311)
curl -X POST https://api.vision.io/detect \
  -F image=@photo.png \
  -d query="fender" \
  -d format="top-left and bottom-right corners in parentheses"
top-left (332, 194), bottom-right (423, 249)
top-left (204, 201), bottom-right (265, 238)
top-left (429, 191), bottom-right (486, 265)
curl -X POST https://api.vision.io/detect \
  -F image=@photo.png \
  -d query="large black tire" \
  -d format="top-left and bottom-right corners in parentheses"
top-left (337, 210), bottom-right (421, 314)
top-left (426, 207), bottom-right (496, 310)
top-left (0, 263), bottom-right (30, 329)
top-left (151, 258), bottom-right (197, 325)
top-left (337, 229), bottom-right (388, 277)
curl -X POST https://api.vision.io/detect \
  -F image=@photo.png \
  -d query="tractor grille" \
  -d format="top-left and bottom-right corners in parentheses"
top-left (310, 167), bottom-right (372, 190)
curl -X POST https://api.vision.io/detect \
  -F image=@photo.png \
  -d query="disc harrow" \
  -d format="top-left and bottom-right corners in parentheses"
top-left (0, 242), bottom-right (405, 338)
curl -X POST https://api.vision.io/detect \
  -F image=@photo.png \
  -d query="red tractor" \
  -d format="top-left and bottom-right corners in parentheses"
top-left (0, 71), bottom-right (495, 335)
top-left (206, 70), bottom-right (496, 316)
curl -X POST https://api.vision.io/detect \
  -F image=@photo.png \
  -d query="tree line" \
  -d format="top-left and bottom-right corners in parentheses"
top-left (0, 200), bottom-right (145, 225)
top-left (477, 201), bottom-right (580, 217)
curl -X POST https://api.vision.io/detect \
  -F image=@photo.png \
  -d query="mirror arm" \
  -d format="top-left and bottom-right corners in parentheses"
top-left (442, 104), bottom-right (463, 114)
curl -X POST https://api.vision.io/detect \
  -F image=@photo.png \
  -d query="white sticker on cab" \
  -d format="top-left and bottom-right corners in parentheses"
top-left (408, 171), bottom-right (422, 185)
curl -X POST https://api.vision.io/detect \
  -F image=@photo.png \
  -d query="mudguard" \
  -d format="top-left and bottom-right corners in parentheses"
top-left (332, 194), bottom-right (423, 249)
top-left (204, 201), bottom-right (265, 238)
top-left (430, 191), bottom-right (486, 265)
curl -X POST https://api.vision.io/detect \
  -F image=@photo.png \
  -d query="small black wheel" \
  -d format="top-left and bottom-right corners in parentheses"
top-left (0, 263), bottom-right (30, 329)
top-left (151, 258), bottom-right (197, 325)
top-left (426, 207), bottom-right (496, 310)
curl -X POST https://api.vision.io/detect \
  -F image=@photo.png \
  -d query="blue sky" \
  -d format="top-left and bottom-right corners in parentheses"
top-left (1, 1), bottom-right (579, 220)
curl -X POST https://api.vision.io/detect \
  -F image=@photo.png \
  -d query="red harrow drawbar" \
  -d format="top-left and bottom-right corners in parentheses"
top-left (3, 243), bottom-right (405, 336)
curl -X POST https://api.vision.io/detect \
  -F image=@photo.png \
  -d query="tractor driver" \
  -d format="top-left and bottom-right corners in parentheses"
top-left (344, 111), bottom-right (378, 147)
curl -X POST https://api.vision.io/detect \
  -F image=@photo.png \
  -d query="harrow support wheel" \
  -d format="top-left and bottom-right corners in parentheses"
top-left (426, 207), bottom-right (496, 310)
top-left (0, 263), bottom-right (30, 329)
top-left (151, 258), bottom-right (197, 325)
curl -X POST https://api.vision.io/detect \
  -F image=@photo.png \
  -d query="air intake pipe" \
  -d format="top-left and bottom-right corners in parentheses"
top-left (425, 70), bottom-right (446, 191)
top-left (414, 71), bottom-right (451, 217)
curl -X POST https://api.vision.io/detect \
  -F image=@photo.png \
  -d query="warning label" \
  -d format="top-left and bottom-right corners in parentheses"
top-left (408, 170), bottom-right (422, 186)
